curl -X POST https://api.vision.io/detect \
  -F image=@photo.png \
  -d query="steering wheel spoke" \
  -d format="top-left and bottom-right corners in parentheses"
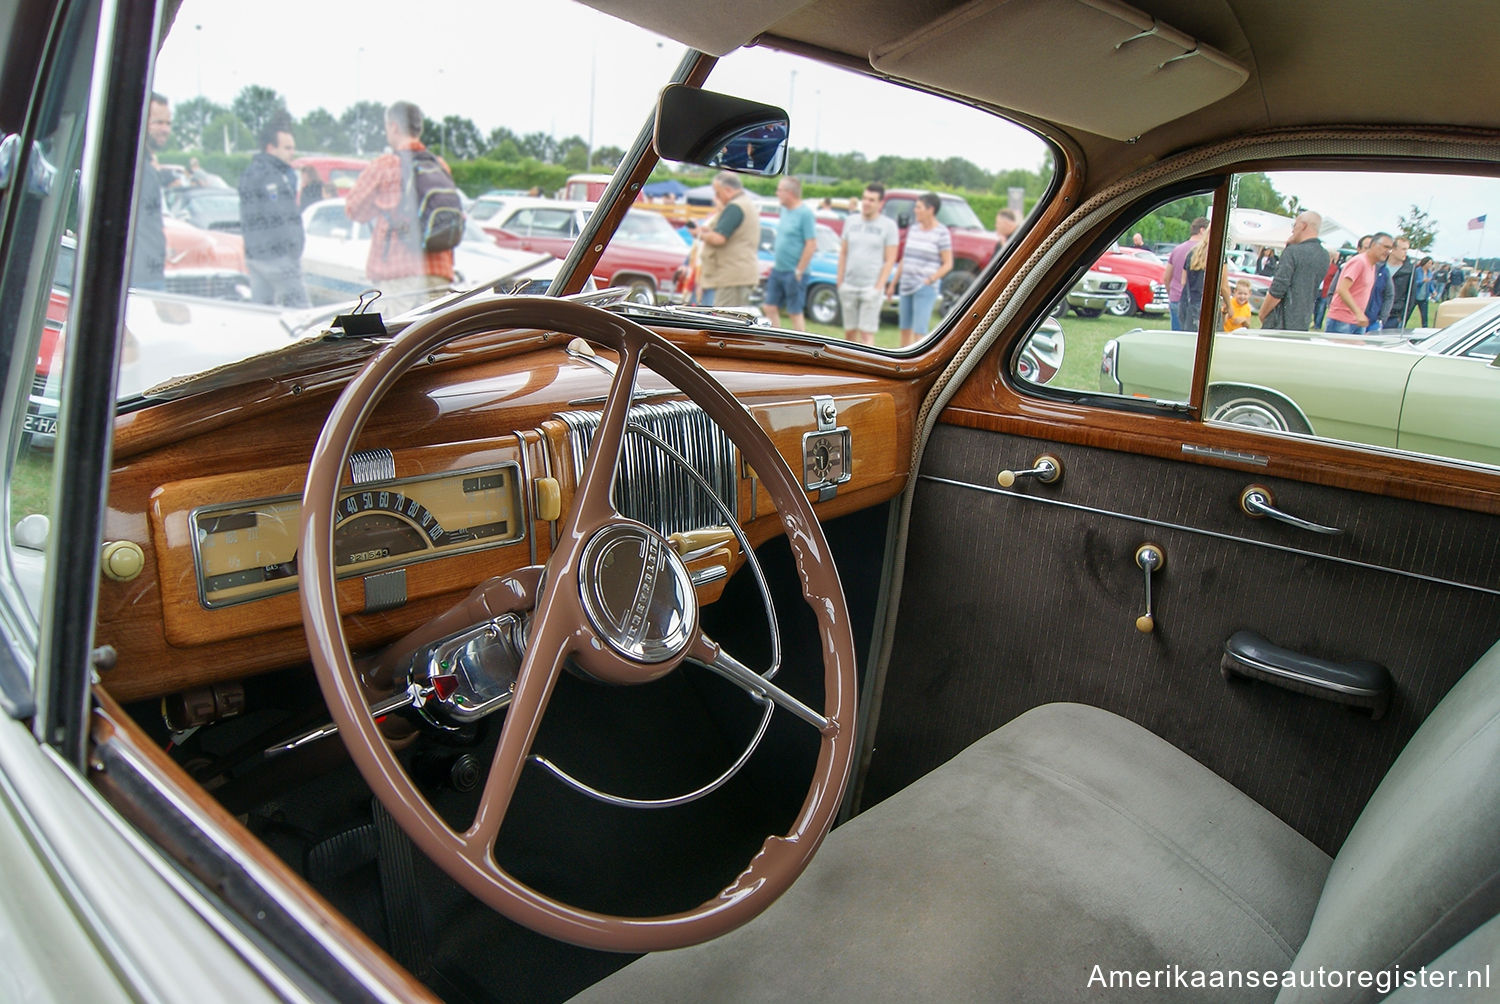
top-left (561, 337), bottom-right (643, 536)
top-left (464, 601), bottom-right (571, 852)
top-left (690, 634), bottom-right (835, 734)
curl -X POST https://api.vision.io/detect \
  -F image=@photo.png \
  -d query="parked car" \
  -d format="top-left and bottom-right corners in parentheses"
top-left (1065, 268), bottom-right (1132, 317)
top-left (289, 154), bottom-right (369, 199)
top-left (881, 189), bottom-right (999, 310)
top-left (561, 172), bottom-right (614, 202)
top-left (164, 185), bottom-right (240, 232)
top-left (299, 197), bottom-right (568, 304)
top-left (483, 198), bottom-right (688, 303)
top-left (1090, 247), bottom-right (1170, 316)
top-left (465, 194), bottom-right (518, 224)
top-left (1101, 299), bottom-right (1500, 462)
top-left (6, 0), bottom-right (1500, 1001)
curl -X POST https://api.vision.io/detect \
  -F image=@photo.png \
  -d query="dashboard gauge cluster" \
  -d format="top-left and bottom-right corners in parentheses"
top-left (191, 463), bottom-right (524, 607)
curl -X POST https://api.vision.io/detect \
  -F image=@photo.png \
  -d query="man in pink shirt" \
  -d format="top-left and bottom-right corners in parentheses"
top-left (1325, 232), bottom-right (1393, 333)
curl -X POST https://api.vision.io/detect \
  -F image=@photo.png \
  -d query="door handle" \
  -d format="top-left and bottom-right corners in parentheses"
top-left (1239, 486), bottom-right (1342, 535)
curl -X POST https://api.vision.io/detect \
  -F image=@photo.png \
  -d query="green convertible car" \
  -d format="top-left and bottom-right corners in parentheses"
top-left (1101, 303), bottom-right (1500, 466)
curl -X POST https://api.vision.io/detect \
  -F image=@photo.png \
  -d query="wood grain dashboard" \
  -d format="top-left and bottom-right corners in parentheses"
top-left (97, 338), bottom-right (918, 703)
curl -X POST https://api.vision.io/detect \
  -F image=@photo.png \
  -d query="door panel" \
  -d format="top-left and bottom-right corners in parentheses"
top-left (866, 424), bottom-right (1500, 853)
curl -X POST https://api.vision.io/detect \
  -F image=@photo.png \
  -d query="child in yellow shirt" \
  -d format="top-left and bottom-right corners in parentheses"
top-left (1224, 278), bottom-right (1254, 331)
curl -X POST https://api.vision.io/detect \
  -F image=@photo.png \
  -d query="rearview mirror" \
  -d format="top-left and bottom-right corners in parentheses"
top-left (655, 84), bottom-right (788, 176)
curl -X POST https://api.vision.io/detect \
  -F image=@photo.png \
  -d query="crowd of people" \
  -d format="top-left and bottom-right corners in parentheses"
top-left (681, 177), bottom-right (979, 346)
top-left (141, 95), bottom-right (1491, 343)
top-left (134, 94), bottom-right (459, 311)
top-left (1156, 208), bottom-right (1496, 336)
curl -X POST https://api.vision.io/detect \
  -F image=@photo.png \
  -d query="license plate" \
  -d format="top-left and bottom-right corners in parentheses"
top-left (24, 413), bottom-right (57, 436)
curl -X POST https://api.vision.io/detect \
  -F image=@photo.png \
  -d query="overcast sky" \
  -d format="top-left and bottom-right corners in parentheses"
top-left (152, 2), bottom-right (1489, 260)
top-left (151, 0), bottom-right (1049, 175)
top-left (1266, 171), bottom-right (1499, 263)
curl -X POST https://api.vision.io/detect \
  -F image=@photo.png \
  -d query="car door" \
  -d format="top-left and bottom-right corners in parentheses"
top-left (860, 168), bottom-right (1500, 858)
top-left (493, 206), bottom-right (578, 256)
top-left (1398, 327), bottom-right (1500, 464)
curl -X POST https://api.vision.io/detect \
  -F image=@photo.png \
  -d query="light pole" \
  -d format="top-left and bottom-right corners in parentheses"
top-left (354, 47), bottom-right (365, 154)
top-left (194, 24), bottom-right (203, 149)
top-left (813, 89), bottom-right (821, 180)
top-left (438, 69), bottom-right (448, 155)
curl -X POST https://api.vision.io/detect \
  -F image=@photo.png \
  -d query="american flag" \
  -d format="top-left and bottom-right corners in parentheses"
top-left (1468, 214), bottom-right (1487, 230)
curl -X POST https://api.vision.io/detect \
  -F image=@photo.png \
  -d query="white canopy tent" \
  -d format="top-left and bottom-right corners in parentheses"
top-left (1222, 207), bottom-right (1364, 250)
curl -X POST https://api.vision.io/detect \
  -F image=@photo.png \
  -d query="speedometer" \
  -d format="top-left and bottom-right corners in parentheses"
top-left (192, 463), bottom-right (524, 607)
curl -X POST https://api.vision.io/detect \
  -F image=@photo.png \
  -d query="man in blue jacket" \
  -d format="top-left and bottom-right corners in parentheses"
top-left (238, 119), bottom-right (308, 306)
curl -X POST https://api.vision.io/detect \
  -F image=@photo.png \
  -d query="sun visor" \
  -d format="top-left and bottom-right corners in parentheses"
top-left (870, 0), bottom-right (1248, 141)
top-left (575, 0), bottom-right (811, 57)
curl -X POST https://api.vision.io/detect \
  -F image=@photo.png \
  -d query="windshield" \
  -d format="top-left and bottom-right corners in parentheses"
top-left (101, 0), bottom-right (1052, 407)
top-left (936, 197), bottom-right (985, 230)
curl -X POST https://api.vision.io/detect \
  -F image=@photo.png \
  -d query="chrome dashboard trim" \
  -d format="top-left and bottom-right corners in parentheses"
top-left (556, 400), bottom-right (738, 537)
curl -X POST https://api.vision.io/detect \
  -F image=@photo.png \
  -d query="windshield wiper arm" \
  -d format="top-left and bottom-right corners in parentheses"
top-left (608, 301), bottom-right (764, 327)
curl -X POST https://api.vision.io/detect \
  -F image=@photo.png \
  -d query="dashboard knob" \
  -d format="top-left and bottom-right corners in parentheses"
top-left (102, 540), bottom-right (145, 582)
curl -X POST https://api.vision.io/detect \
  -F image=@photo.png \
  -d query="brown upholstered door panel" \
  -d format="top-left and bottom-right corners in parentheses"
top-left (866, 425), bottom-right (1500, 852)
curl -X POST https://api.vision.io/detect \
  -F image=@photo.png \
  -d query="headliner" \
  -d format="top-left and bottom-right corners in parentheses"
top-left (582, 0), bottom-right (1500, 193)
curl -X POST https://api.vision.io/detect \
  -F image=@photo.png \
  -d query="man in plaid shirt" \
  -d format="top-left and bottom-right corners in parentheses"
top-left (345, 101), bottom-right (454, 308)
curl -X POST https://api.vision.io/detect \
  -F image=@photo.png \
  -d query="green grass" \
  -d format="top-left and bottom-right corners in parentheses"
top-left (13, 447), bottom-right (53, 520)
top-left (1048, 311), bottom-right (1158, 392)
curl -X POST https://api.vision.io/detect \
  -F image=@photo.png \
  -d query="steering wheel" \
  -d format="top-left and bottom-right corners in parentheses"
top-left (299, 298), bottom-right (857, 952)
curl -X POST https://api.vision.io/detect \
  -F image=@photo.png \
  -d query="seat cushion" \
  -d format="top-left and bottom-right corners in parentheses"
top-left (575, 703), bottom-right (1331, 1002)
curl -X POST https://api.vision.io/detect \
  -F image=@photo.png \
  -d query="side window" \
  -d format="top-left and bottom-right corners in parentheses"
top-left (1021, 167), bottom-right (1500, 472)
top-left (883, 198), bottom-right (915, 227)
top-left (306, 205), bottom-right (350, 237)
top-left (1, 1), bottom-right (100, 633)
top-left (501, 209), bottom-right (533, 234)
top-left (1200, 169), bottom-right (1500, 468)
top-left (1464, 330), bottom-right (1500, 361)
top-left (1016, 191), bottom-right (1211, 396)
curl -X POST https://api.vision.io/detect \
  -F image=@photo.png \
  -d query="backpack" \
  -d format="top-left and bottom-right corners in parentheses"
top-left (396, 149), bottom-right (465, 252)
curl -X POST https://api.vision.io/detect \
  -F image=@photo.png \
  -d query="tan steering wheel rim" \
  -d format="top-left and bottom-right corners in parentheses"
top-left (299, 297), bottom-right (858, 952)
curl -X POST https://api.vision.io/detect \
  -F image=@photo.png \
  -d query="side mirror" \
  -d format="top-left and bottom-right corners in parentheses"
top-left (897, 213), bottom-right (913, 228)
top-left (655, 84), bottom-right (789, 176)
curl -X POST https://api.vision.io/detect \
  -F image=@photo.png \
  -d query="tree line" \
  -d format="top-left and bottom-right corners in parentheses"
top-left (175, 83), bottom-right (1412, 251)
top-left (168, 84), bottom-right (1055, 204)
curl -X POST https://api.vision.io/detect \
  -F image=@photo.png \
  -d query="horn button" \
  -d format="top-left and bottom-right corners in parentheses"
top-left (578, 522), bottom-right (698, 676)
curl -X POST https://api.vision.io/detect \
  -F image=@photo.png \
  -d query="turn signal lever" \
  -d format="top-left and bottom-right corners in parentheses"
top-left (1135, 543), bottom-right (1165, 634)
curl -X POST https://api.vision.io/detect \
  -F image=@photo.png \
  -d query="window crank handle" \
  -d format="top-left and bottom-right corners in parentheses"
top-left (1135, 543), bottom-right (1164, 634)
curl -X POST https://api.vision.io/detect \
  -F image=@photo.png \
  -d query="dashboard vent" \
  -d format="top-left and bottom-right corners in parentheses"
top-left (556, 400), bottom-right (738, 536)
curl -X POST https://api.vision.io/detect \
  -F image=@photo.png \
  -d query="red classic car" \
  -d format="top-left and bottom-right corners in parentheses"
top-left (1090, 247), bottom-right (1171, 316)
top-left (484, 199), bottom-right (688, 303)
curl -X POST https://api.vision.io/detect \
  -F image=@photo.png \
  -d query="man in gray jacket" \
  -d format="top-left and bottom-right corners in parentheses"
top-left (1258, 211), bottom-right (1328, 331)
